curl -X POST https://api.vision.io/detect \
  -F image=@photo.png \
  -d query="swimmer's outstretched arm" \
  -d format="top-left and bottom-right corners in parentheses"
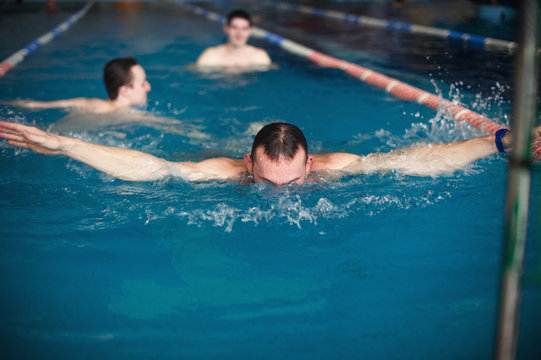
top-left (356, 134), bottom-right (508, 176)
top-left (0, 122), bottom-right (243, 182)
top-left (319, 129), bottom-right (539, 177)
top-left (3, 98), bottom-right (100, 110)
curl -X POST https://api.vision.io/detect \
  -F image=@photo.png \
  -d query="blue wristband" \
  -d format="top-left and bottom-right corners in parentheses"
top-left (495, 128), bottom-right (510, 153)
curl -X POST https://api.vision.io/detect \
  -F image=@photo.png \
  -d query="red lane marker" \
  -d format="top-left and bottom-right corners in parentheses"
top-left (0, 62), bottom-right (13, 78)
top-left (301, 36), bottom-right (541, 156)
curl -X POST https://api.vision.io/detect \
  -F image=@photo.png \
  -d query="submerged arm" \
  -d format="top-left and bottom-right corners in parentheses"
top-left (0, 122), bottom-right (242, 182)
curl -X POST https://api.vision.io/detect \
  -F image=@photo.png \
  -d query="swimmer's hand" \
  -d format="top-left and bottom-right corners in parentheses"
top-left (498, 126), bottom-right (541, 155)
top-left (2, 98), bottom-right (115, 113)
top-left (0, 121), bottom-right (61, 155)
top-left (0, 121), bottom-right (171, 181)
top-left (534, 127), bottom-right (541, 158)
top-left (2, 99), bottom-right (65, 109)
top-left (2, 100), bottom-right (40, 108)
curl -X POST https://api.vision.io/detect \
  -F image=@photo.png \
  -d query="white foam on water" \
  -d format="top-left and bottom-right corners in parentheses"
top-left (134, 177), bottom-right (455, 233)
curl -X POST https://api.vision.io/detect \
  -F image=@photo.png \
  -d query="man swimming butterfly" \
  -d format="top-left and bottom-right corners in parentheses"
top-left (1, 122), bottom-right (535, 185)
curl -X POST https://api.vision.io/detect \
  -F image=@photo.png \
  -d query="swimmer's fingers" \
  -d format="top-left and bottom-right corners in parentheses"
top-left (532, 126), bottom-right (541, 159)
top-left (0, 121), bottom-right (34, 136)
top-left (21, 128), bottom-right (62, 152)
top-left (0, 122), bottom-right (61, 154)
top-left (528, 126), bottom-right (541, 147)
top-left (0, 127), bottom-right (27, 144)
top-left (533, 126), bottom-right (541, 142)
top-left (7, 139), bottom-right (59, 155)
top-left (503, 127), bottom-right (541, 153)
top-left (2, 131), bottom-right (59, 155)
top-left (0, 100), bottom-right (20, 107)
top-left (1, 100), bottom-right (38, 108)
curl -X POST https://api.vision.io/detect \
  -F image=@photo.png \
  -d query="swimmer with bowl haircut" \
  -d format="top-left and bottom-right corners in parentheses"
top-left (196, 9), bottom-right (272, 70)
top-left (1, 121), bottom-right (537, 185)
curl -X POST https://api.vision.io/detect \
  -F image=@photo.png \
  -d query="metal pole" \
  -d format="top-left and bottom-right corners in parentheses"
top-left (495, 0), bottom-right (539, 359)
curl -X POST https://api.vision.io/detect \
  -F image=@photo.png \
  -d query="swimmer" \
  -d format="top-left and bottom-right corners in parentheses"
top-left (3, 57), bottom-right (151, 114)
top-left (196, 9), bottom-right (272, 69)
top-left (1, 122), bottom-right (537, 184)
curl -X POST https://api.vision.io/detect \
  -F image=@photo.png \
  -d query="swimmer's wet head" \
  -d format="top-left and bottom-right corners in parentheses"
top-left (103, 57), bottom-right (151, 106)
top-left (224, 10), bottom-right (253, 49)
top-left (244, 123), bottom-right (313, 186)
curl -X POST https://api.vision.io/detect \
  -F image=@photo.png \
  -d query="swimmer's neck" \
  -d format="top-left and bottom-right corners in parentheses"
top-left (96, 98), bottom-right (138, 114)
top-left (225, 42), bottom-right (248, 52)
top-left (110, 97), bottom-right (134, 110)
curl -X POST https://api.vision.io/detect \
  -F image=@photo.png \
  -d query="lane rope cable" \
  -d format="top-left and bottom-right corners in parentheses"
top-left (260, 1), bottom-right (526, 53)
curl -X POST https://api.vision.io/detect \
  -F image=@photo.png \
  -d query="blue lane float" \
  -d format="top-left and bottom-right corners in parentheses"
top-left (263, 1), bottom-right (519, 53)
top-left (0, 0), bottom-right (96, 78)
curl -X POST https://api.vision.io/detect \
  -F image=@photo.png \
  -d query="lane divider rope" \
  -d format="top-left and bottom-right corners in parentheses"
top-left (174, 2), bottom-right (541, 157)
top-left (0, 0), bottom-right (96, 79)
top-left (262, 1), bottom-right (522, 53)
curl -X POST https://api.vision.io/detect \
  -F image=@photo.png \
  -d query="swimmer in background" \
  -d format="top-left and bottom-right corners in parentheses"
top-left (3, 57), bottom-right (208, 139)
top-left (1, 122), bottom-right (537, 185)
top-left (196, 9), bottom-right (272, 70)
top-left (4, 57), bottom-right (150, 114)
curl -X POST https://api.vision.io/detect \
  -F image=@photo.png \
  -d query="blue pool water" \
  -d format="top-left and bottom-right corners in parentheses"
top-left (0, 1), bottom-right (540, 359)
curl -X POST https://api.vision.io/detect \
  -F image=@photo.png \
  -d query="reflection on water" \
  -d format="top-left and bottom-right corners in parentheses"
top-left (51, 109), bottom-right (210, 140)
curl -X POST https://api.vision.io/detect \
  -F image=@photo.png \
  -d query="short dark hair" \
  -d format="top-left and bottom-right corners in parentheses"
top-left (251, 123), bottom-right (308, 163)
top-left (226, 9), bottom-right (252, 26)
top-left (103, 57), bottom-right (138, 100)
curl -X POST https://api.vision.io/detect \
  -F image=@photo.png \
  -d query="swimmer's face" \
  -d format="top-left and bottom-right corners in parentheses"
top-left (245, 146), bottom-right (313, 186)
top-left (125, 65), bottom-right (151, 105)
top-left (225, 18), bottom-right (251, 48)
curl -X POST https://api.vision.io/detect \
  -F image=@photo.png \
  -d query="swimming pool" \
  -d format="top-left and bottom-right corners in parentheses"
top-left (1, 1), bottom-right (540, 359)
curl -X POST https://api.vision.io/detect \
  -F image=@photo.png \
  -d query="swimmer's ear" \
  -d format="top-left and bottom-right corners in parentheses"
top-left (118, 84), bottom-right (129, 98)
top-left (306, 155), bottom-right (313, 173)
top-left (244, 153), bottom-right (253, 173)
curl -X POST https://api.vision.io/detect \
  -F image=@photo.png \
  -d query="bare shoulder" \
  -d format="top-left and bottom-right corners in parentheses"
top-left (52, 97), bottom-right (104, 109)
top-left (79, 98), bottom-right (116, 113)
top-left (196, 45), bottom-right (225, 66)
top-left (171, 157), bottom-right (246, 181)
top-left (50, 98), bottom-right (114, 113)
top-left (247, 46), bottom-right (271, 64)
top-left (311, 153), bottom-right (362, 172)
